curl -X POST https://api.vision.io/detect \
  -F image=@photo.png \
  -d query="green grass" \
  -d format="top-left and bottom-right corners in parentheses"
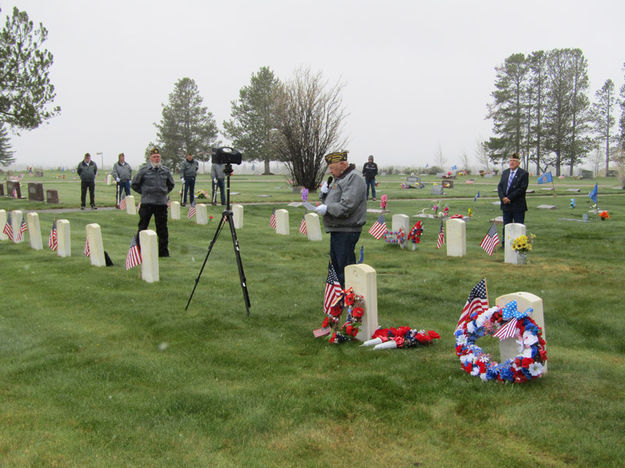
top-left (1, 172), bottom-right (624, 467)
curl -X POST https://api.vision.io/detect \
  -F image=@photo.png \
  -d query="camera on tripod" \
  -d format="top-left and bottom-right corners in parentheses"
top-left (212, 146), bottom-right (242, 165)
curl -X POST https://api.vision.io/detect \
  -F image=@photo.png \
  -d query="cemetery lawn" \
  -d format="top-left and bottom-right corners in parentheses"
top-left (1, 172), bottom-right (625, 467)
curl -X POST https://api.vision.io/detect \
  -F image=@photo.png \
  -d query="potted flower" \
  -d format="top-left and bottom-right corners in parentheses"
top-left (511, 233), bottom-right (535, 264)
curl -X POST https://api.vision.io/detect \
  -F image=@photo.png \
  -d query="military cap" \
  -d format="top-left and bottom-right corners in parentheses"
top-left (324, 151), bottom-right (348, 164)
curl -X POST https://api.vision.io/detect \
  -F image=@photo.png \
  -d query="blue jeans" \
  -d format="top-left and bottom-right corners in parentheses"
top-left (183, 178), bottom-right (196, 205)
top-left (117, 181), bottom-right (130, 203)
top-left (365, 179), bottom-right (376, 199)
top-left (330, 231), bottom-right (361, 287)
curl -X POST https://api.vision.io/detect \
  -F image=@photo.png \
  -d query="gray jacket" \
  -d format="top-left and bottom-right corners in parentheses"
top-left (112, 162), bottom-right (132, 182)
top-left (211, 163), bottom-right (225, 180)
top-left (320, 164), bottom-right (367, 232)
top-left (180, 158), bottom-right (199, 179)
top-left (77, 161), bottom-right (97, 182)
top-left (131, 164), bottom-right (175, 205)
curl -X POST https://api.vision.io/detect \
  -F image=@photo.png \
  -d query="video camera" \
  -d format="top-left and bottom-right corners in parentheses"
top-left (212, 146), bottom-right (242, 165)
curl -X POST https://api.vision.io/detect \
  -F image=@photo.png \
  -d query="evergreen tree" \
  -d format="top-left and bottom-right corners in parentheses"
top-left (591, 79), bottom-right (617, 174)
top-left (223, 66), bottom-right (281, 174)
top-left (155, 77), bottom-right (218, 171)
top-left (619, 62), bottom-right (625, 149)
top-left (565, 49), bottom-right (592, 175)
top-left (0, 122), bottom-right (14, 166)
top-left (527, 51), bottom-right (547, 174)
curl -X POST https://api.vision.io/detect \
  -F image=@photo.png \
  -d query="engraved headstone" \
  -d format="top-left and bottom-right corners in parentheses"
top-left (26, 212), bottom-right (43, 250)
top-left (446, 218), bottom-right (466, 257)
top-left (345, 264), bottom-right (379, 341)
top-left (46, 189), bottom-right (59, 204)
top-left (170, 201), bottom-right (181, 220)
top-left (304, 212), bottom-right (322, 241)
top-left (276, 209), bottom-right (289, 235)
top-left (57, 219), bottom-right (71, 257)
top-left (140, 229), bottom-right (159, 283)
top-left (7, 181), bottom-right (21, 198)
top-left (28, 183), bottom-right (45, 201)
top-left (85, 223), bottom-right (106, 267)
top-left (504, 223), bottom-right (526, 264)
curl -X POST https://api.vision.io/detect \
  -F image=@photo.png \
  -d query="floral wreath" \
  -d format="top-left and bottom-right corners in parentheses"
top-left (384, 228), bottom-right (405, 245)
top-left (321, 288), bottom-right (365, 344)
top-left (454, 300), bottom-right (547, 383)
top-left (407, 221), bottom-right (423, 244)
top-left (362, 326), bottom-right (440, 350)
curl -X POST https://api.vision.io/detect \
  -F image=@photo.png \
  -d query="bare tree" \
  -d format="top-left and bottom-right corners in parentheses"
top-left (474, 139), bottom-right (490, 170)
top-left (274, 68), bottom-right (347, 189)
top-left (435, 144), bottom-right (446, 169)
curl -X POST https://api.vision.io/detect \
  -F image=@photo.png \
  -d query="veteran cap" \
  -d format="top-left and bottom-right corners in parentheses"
top-left (324, 151), bottom-right (348, 164)
top-left (150, 147), bottom-right (160, 155)
top-left (510, 152), bottom-right (520, 160)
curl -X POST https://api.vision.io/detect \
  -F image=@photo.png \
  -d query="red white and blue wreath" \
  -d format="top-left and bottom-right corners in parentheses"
top-left (454, 300), bottom-right (548, 383)
top-left (321, 288), bottom-right (365, 344)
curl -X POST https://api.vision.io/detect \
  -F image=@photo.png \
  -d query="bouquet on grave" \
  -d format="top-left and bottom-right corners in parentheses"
top-left (321, 288), bottom-right (365, 344)
top-left (362, 326), bottom-right (440, 350)
top-left (196, 189), bottom-right (209, 199)
top-left (511, 233), bottom-right (535, 254)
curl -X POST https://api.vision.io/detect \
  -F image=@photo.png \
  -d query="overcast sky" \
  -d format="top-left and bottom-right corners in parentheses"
top-left (6, 0), bottom-right (625, 171)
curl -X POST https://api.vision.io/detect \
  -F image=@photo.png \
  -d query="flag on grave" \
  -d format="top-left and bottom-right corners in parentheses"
top-left (16, 219), bottom-right (27, 241)
top-left (323, 262), bottom-right (342, 315)
top-left (473, 191), bottom-right (480, 202)
top-left (480, 224), bottom-right (500, 256)
top-left (436, 220), bottom-right (445, 249)
top-left (187, 205), bottom-right (196, 219)
top-left (456, 279), bottom-right (488, 332)
top-left (125, 234), bottom-right (142, 270)
top-left (299, 216), bottom-right (307, 235)
top-left (3, 212), bottom-right (14, 241)
top-left (83, 238), bottom-right (91, 257)
top-left (368, 214), bottom-right (387, 240)
top-left (588, 183), bottom-right (598, 204)
top-left (48, 221), bottom-right (58, 251)
top-left (269, 208), bottom-right (277, 230)
top-left (119, 196), bottom-right (127, 210)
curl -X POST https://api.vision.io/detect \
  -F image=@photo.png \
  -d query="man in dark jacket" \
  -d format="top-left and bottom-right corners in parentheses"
top-left (316, 151), bottom-right (367, 287)
top-left (77, 152), bottom-right (98, 210)
top-left (131, 148), bottom-right (175, 257)
top-left (180, 153), bottom-right (199, 206)
top-left (362, 154), bottom-right (378, 200)
top-left (112, 152), bottom-right (132, 207)
top-left (497, 152), bottom-right (529, 243)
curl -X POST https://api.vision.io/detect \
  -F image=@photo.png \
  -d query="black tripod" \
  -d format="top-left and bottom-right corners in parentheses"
top-left (185, 163), bottom-right (251, 315)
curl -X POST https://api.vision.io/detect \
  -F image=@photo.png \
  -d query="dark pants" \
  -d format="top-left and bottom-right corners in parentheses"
top-left (137, 204), bottom-right (169, 256)
top-left (330, 231), bottom-right (361, 287)
top-left (365, 178), bottom-right (376, 199)
top-left (183, 178), bottom-right (196, 205)
top-left (502, 210), bottom-right (526, 244)
top-left (81, 180), bottom-right (95, 207)
top-left (117, 181), bottom-right (130, 203)
top-left (215, 178), bottom-right (225, 205)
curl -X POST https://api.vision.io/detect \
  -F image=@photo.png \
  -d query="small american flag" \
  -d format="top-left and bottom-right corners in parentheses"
top-left (119, 197), bottom-right (127, 210)
top-left (368, 214), bottom-right (387, 240)
top-left (125, 234), bottom-right (142, 270)
top-left (436, 221), bottom-right (445, 249)
top-left (456, 279), bottom-right (488, 332)
top-left (493, 318), bottom-right (518, 340)
top-left (48, 221), bottom-right (58, 251)
top-left (480, 224), bottom-right (500, 256)
top-left (16, 219), bottom-right (27, 241)
top-left (323, 262), bottom-right (342, 315)
top-left (3, 213), bottom-right (14, 241)
top-left (83, 238), bottom-right (91, 257)
top-left (299, 216), bottom-right (307, 235)
top-left (187, 205), bottom-right (196, 219)
top-left (269, 208), bottom-right (277, 230)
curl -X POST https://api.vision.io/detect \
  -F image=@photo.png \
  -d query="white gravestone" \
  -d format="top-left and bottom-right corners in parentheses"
top-left (0, 209), bottom-right (7, 241)
top-left (233, 204), bottom-right (244, 229)
top-left (496, 291), bottom-right (547, 373)
top-left (446, 218), bottom-right (466, 257)
top-left (11, 210), bottom-right (24, 244)
top-left (140, 229), bottom-right (159, 283)
top-left (345, 264), bottom-right (379, 342)
top-left (85, 223), bottom-right (106, 267)
top-left (106, 174), bottom-right (113, 185)
top-left (27, 212), bottom-right (43, 250)
top-left (125, 195), bottom-right (137, 215)
top-left (196, 204), bottom-right (208, 225)
top-left (170, 201), bottom-right (181, 220)
top-left (505, 223), bottom-right (526, 264)
top-left (305, 212), bottom-right (323, 241)
top-left (391, 214), bottom-right (410, 234)
top-left (57, 219), bottom-right (71, 257)
top-left (276, 209), bottom-right (289, 235)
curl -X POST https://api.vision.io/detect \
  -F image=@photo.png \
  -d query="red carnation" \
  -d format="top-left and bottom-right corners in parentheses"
top-left (352, 307), bottom-right (364, 319)
top-left (322, 317), bottom-right (329, 328)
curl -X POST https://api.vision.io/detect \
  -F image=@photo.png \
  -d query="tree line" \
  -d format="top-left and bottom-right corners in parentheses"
top-left (485, 49), bottom-right (625, 176)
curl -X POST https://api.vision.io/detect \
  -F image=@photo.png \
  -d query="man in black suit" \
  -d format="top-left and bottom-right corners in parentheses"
top-left (497, 153), bottom-right (529, 243)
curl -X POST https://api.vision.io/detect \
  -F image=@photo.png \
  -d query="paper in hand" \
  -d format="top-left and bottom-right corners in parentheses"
top-left (302, 201), bottom-right (316, 211)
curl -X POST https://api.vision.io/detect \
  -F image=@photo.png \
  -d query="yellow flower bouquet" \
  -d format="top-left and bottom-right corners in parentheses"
top-left (511, 233), bottom-right (535, 254)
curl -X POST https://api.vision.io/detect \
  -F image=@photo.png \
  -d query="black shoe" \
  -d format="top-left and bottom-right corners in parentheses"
top-left (80, 206), bottom-right (85, 210)
top-left (91, 206), bottom-right (97, 210)
top-left (159, 250), bottom-right (170, 258)
top-left (181, 203), bottom-right (186, 207)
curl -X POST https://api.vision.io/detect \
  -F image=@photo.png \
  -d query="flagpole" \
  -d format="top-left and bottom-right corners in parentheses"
top-left (484, 277), bottom-right (489, 306)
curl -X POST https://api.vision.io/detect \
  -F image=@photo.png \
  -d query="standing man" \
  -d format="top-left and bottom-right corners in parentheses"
top-left (112, 152), bottom-right (132, 207)
top-left (316, 151), bottom-right (367, 287)
top-left (77, 152), bottom-right (98, 210)
top-left (362, 154), bottom-right (379, 201)
top-left (211, 161), bottom-right (226, 206)
top-left (497, 152), bottom-right (529, 243)
top-left (131, 148), bottom-right (175, 258)
top-left (180, 152), bottom-right (199, 206)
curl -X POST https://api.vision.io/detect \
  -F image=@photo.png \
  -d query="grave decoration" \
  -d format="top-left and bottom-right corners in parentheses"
top-left (406, 221), bottom-right (423, 250)
top-left (599, 210), bottom-right (610, 221)
top-left (570, 198), bottom-right (576, 208)
top-left (467, 208), bottom-right (472, 217)
top-left (511, 233), bottom-right (535, 255)
top-left (380, 194), bottom-right (387, 210)
top-left (432, 202), bottom-right (438, 215)
top-left (196, 189), bottom-right (209, 199)
top-left (384, 228), bottom-right (405, 246)
top-left (362, 327), bottom-right (440, 350)
top-left (454, 300), bottom-right (547, 383)
top-left (320, 287), bottom-right (365, 344)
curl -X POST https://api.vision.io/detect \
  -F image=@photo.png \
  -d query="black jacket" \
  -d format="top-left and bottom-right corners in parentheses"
top-left (362, 162), bottom-right (378, 181)
top-left (497, 168), bottom-right (529, 212)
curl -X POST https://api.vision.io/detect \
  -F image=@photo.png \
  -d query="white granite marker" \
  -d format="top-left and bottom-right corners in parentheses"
top-left (85, 223), bottom-right (106, 267)
top-left (140, 229), bottom-right (159, 283)
top-left (345, 264), bottom-right (379, 341)
top-left (276, 209), bottom-right (289, 235)
top-left (196, 204), bottom-right (208, 224)
top-left (170, 201), bottom-right (181, 220)
top-left (391, 214), bottom-right (410, 234)
top-left (232, 204), bottom-right (244, 229)
top-left (26, 212), bottom-right (43, 250)
top-left (57, 219), bottom-right (71, 257)
top-left (446, 218), bottom-right (466, 257)
top-left (106, 174), bottom-right (113, 185)
top-left (504, 223), bottom-right (526, 264)
top-left (0, 209), bottom-right (7, 241)
top-left (125, 195), bottom-right (137, 215)
top-left (305, 212), bottom-right (323, 241)
top-left (11, 210), bottom-right (24, 243)
top-left (496, 291), bottom-right (547, 373)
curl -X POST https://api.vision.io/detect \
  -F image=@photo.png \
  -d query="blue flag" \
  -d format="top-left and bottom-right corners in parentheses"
top-left (451, 165), bottom-right (457, 171)
top-left (473, 191), bottom-right (480, 202)
top-left (358, 245), bottom-right (364, 264)
top-left (588, 183), bottom-right (598, 204)
top-left (537, 172), bottom-right (553, 184)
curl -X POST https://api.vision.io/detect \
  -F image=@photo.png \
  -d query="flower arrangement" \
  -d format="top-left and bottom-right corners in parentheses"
top-left (320, 288), bottom-right (365, 344)
top-left (196, 189), bottom-right (209, 199)
top-left (599, 210), bottom-right (610, 221)
top-left (362, 327), bottom-right (440, 350)
top-left (511, 233), bottom-right (535, 254)
top-left (407, 221), bottom-right (423, 245)
top-left (454, 301), bottom-right (547, 383)
top-left (384, 228), bottom-right (406, 245)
